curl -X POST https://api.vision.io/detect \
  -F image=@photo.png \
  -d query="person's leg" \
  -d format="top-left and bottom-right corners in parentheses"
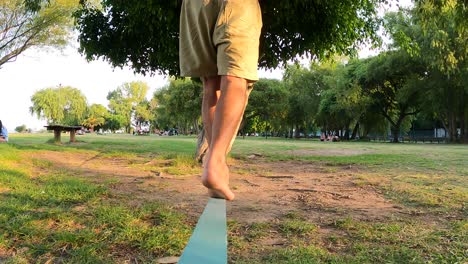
top-left (202, 75), bottom-right (249, 201)
top-left (202, 76), bottom-right (221, 145)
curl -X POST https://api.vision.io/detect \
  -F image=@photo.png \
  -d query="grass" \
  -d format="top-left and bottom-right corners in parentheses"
top-left (1, 133), bottom-right (467, 263)
top-left (0, 141), bottom-right (190, 263)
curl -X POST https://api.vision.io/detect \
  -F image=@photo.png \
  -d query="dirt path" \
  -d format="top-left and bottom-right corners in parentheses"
top-left (28, 151), bottom-right (401, 225)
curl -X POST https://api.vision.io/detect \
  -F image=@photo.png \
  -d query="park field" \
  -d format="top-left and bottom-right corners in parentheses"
top-left (0, 133), bottom-right (466, 263)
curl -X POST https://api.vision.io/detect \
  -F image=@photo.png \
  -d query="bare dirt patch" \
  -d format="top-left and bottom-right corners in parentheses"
top-left (27, 151), bottom-right (152, 178)
top-left (27, 151), bottom-right (400, 225)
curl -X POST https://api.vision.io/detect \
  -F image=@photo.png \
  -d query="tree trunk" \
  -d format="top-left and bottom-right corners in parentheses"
top-left (446, 85), bottom-right (457, 143)
top-left (193, 118), bottom-right (199, 135)
top-left (391, 114), bottom-right (406, 143)
top-left (391, 126), bottom-right (400, 143)
top-left (343, 120), bottom-right (351, 140)
top-left (294, 125), bottom-right (300, 138)
top-left (351, 122), bottom-right (359, 140)
top-left (448, 110), bottom-right (456, 142)
top-left (464, 105), bottom-right (468, 144)
top-left (460, 90), bottom-right (466, 143)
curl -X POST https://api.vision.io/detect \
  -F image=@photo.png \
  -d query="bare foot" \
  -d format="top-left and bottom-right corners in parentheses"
top-left (202, 153), bottom-right (235, 201)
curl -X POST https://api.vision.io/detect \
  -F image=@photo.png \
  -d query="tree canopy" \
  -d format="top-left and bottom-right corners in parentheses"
top-left (82, 103), bottom-right (108, 130)
top-left (107, 81), bottom-right (151, 132)
top-left (385, 2), bottom-right (467, 142)
top-left (30, 86), bottom-right (88, 125)
top-left (74, 0), bottom-right (385, 76)
top-left (0, 0), bottom-right (78, 68)
top-left (152, 78), bottom-right (202, 134)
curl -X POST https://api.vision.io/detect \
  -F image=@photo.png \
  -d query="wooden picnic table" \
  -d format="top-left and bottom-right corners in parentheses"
top-left (44, 125), bottom-right (82, 143)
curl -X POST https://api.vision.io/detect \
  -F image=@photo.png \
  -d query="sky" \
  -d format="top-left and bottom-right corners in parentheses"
top-left (0, 0), bottom-right (411, 132)
top-left (0, 45), bottom-right (282, 132)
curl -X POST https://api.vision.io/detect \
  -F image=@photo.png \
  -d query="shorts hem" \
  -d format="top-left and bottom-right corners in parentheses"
top-left (218, 69), bottom-right (259, 82)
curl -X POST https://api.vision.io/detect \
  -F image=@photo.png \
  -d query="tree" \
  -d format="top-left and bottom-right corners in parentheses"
top-left (102, 114), bottom-right (126, 132)
top-left (386, 5), bottom-right (467, 143)
top-left (75, 0), bottom-right (386, 158)
top-left (243, 79), bottom-right (289, 137)
top-left (152, 78), bottom-right (202, 134)
top-left (356, 51), bottom-right (426, 143)
top-left (315, 61), bottom-right (369, 139)
top-left (0, 0), bottom-right (78, 68)
top-left (107, 81), bottom-right (150, 133)
top-left (30, 86), bottom-right (88, 125)
top-left (15, 124), bottom-right (28, 133)
top-left (134, 100), bottom-right (153, 132)
top-left (283, 64), bottom-right (326, 137)
top-left (74, 0), bottom-right (385, 76)
top-left (82, 103), bottom-right (107, 131)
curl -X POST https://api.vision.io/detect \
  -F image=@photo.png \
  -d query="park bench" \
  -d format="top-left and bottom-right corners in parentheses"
top-left (44, 125), bottom-right (82, 144)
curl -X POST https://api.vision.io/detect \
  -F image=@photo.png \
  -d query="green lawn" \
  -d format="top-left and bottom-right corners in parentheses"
top-left (0, 133), bottom-right (466, 263)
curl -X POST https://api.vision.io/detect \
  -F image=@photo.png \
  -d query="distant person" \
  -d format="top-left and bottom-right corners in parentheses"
top-left (320, 134), bottom-right (325, 141)
top-left (179, 0), bottom-right (262, 200)
top-left (0, 120), bottom-right (8, 143)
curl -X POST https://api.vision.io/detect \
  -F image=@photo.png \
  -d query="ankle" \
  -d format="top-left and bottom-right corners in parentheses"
top-left (206, 151), bottom-right (226, 165)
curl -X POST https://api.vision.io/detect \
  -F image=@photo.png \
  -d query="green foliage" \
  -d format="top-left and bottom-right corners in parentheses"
top-left (412, 0), bottom-right (467, 75)
top-left (82, 103), bottom-right (108, 129)
top-left (384, 6), bottom-right (468, 142)
top-left (353, 51), bottom-right (426, 142)
top-left (283, 63), bottom-right (327, 136)
top-left (14, 125), bottom-right (28, 133)
top-left (0, 0), bottom-right (78, 67)
top-left (315, 61), bottom-right (371, 137)
top-left (74, 0), bottom-right (180, 75)
top-left (244, 79), bottom-right (289, 134)
top-left (74, 0), bottom-right (384, 75)
top-left (103, 114), bottom-right (127, 132)
top-left (30, 86), bottom-right (88, 125)
top-left (107, 81), bottom-right (152, 132)
top-left (153, 78), bottom-right (202, 133)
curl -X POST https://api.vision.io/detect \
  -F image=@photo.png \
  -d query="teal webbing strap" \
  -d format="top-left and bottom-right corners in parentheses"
top-left (178, 198), bottom-right (227, 264)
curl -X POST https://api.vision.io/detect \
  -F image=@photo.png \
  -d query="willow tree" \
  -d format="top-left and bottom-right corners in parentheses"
top-left (30, 86), bottom-right (88, 125)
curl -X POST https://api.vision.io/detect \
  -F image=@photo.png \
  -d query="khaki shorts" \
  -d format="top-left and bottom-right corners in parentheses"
top-left (179, 0), bottom-right (262, 81)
